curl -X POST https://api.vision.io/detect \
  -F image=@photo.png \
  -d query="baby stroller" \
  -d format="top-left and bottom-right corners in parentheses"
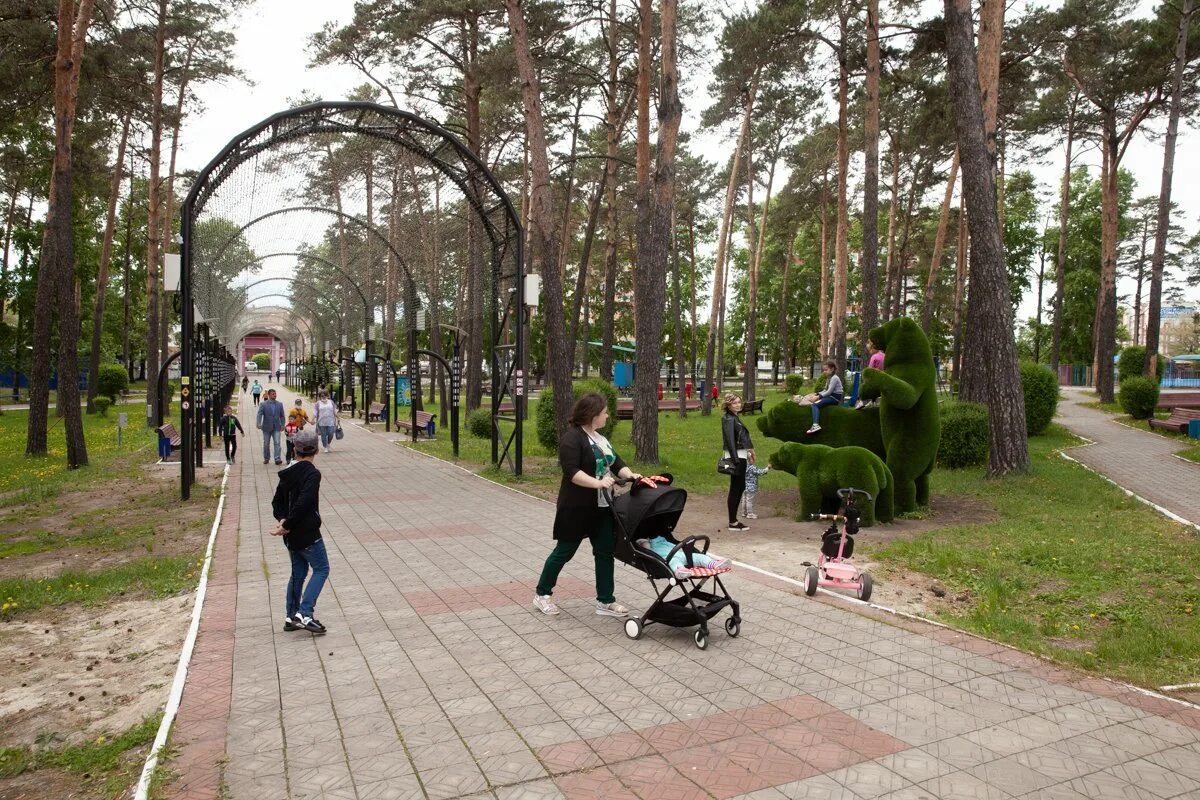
top-left (608, 475), bottom-right (741, 650)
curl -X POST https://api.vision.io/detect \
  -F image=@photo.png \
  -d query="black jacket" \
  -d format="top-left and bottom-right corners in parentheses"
top-left (271, 460), bottom-right (323, 550)
top-left (218, 414), bottom-right (245, 439)
top-left (553, 426), bottom-right (627, 541)
top-left (721, 411), bottom-right (753, 459)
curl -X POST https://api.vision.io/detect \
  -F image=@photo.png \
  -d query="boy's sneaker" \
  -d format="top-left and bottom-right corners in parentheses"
top-left (283, 616), bottom-right (301, 631)
top-left (532, 594), bottom-right (560, 615)
top-left (728, 521), bottom-right (749, 531)
top-left (596, 600), bottom-right (629, 618)
top-left (744, 512), bottom-right (758, 519)
top-left (806, 424), bottom-right (821, 434)
top-left (295, 614), bottom-right (326, 634)
top-left (263, 458), bottom-right (269, 464)
top-left (275, 459), bottom-right (283, 465)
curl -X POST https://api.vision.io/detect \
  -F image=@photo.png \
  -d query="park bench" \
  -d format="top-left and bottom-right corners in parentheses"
top-left (1148, 407), bottom-right (1200, 435)
top-left (156, 423), bottom-right (182, 462)
top-left (338, 399), bottom-right (354, 412)
top-left (396, 409), bottom-right (436, 438)
top-left (742, 398), bottom-right (764, 414)
top-left (1156, 392), bottom-right (1200, 411)
top-left (366, 402), bottom-right (386, 422)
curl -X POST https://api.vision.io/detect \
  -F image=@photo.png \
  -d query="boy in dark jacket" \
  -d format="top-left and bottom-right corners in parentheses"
top-left (218, 405), bottom-right (245, 465)
top-left (271, 431), bottom-right (329, 634)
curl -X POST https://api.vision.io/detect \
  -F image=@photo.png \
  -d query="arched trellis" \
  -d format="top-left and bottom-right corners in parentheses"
top-left (224, 253), bottom-right (375, 330)
top-left (227, 295), bottom-right (330, 353)
top-left (223, 277), bottom-right (358, 344)
top-left (180, 101), bottom-right (525, 499)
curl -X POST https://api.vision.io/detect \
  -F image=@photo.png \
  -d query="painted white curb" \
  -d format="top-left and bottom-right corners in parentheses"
top-left (132, 461), bottom-right (231, 800)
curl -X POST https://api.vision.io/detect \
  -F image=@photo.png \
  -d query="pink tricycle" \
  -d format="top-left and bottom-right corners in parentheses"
top-left (802, 487), bottom-right (873, 602)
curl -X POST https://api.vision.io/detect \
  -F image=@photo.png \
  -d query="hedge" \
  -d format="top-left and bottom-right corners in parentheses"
top-left (1020, 361), bottom-right (1058, 435)
top-left (937, 401), bottom-right (989, 468)
top-left (466, 408), bottom-right (492, 439)
top-left (536, 379), bottom-right (618, 451)
top-left (1118, 345), bottom-right (1165, 384)
top-left (1118, 376), bottom-right (1160, 420)
top-left (96, 364), bottom-right (129, 402)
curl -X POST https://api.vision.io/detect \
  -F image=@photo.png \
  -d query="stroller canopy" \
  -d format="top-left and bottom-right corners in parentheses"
top-left (612, 483), bottom-right (688, 542)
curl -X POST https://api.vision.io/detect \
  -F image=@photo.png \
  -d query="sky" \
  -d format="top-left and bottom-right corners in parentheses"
top-left (179, 0), bottom-right (1200, 327)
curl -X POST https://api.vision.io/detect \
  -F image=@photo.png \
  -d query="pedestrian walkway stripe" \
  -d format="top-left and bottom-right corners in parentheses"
top-left (133, 461), bottom-right (232, 800)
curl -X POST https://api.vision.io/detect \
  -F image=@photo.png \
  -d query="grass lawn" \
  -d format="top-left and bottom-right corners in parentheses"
top-left (402, 391), bottom-right (1200, 688)
top-left (0, 715), bottom-right (160, 796)
top-left (1178, 444), bottom-right (1200, 464)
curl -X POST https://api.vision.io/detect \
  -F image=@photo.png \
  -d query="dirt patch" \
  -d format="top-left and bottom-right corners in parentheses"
top-left (0, 594), bottom-right (190, 750)
top-left (677, 489), bottom-right (995, 617)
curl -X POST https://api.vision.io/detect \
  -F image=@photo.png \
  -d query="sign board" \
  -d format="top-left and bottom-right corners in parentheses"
top-left (117, 413), bottom-right (128, 429)
top-left (395, 376), bottom-right (412, 407)
top-left (515, 369), bottom-right (524, 397)
top-left (1162, 306), bottom-right (1197, 319)
top-left (182, 401), bottom-right (190, 411)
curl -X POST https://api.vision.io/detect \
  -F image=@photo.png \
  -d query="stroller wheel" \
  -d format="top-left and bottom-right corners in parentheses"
top-left (857, 572), bottom-right (874, 602)
top-left (624, 618), bottom-right (643, 640)
top-left (694, 629), bottom-right (708, 650)
top-left (803, 565), bottom-right (820, 596)
top-left (725, 617), bottom-right (741, 638)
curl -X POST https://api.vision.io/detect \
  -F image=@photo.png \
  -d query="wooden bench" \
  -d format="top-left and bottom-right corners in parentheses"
top-left (396, 409), bottom-right (436, 438)
top-left (366, 402), bottom-right (385, 422)
top-left (338, 400), bottom-right (354, 412)
top-left (1148, 407), bottom-right (1200, 434)
top-left (156, 423), bottom-right (182, 462)
top-left (1156, 393), bottom-right (1200, 411)
top-left (742, 398), bottom-right (764, 414)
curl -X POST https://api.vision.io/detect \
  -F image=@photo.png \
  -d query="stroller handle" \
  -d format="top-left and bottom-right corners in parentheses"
top-left (811, 513), bottom-right (844, 522)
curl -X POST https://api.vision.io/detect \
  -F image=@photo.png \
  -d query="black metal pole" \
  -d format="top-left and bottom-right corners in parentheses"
top-left (451, 338), bottom-right (460, 457)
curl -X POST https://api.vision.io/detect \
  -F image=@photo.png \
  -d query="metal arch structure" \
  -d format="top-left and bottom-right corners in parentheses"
top-left (180, 101), bottom-right (525, 499)
top-left (222, 278), bottom-right (357, 344)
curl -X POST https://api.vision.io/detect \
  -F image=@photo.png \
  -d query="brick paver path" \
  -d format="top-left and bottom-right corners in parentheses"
top-left (1057, 388), bottom-right (1200, 527)
top-left (163, 385), bottom-right (1200, 800)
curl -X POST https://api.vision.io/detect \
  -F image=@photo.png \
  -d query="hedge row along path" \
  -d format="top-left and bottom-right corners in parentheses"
top-left (158, 384), bottom-right (1200, 800)
top-left (1057, 387), bottom-right (1200, 530)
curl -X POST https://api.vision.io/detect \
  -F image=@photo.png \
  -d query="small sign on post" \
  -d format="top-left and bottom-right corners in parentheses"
top-left (117, 413), bottom-right (128, 448)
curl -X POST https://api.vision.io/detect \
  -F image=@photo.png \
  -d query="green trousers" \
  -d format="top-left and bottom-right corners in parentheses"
top-left (536, 512), bottom-right (615, 604)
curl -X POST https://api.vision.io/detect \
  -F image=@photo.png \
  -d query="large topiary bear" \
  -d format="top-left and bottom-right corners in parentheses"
top-left (769, 443), bottom-right (894, 526)
top-left (757, 400), bottom-right (886, 459)
top-left (860, 317), bottom-right (940, 511)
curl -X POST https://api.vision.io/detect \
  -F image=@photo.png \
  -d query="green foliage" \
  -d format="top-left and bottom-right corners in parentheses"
top-left (251, 353), bottom-right (271, 370)
top-left (0, 714), bottom-right (161, 782)
top-left (93, 397), bottom-right (112, 418)
top-left (536, 379), bottom-right (619, 451)
top-left (1118, 346), bottom-right (1164, 383)
top-left (937, 401), bottom-right (989, 469)
top-left (1020, 362), bottom-right (1058, 435)
top-left (96, 364), bottom-right (129, 402)
top-left (466, 408), bottom-right (492, 440)
top-left (783, 374), bottom-right (805, 395)
top-left (1118, 376), bottom-right (1159, 420)
top-left (769, 442), bottom-right (894, 526)
top-left (1004, 170), bottom-right (1042, 309)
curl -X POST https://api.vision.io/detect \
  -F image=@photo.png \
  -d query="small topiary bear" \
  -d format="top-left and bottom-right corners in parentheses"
top-left (769, 443), bottom-right (894, 527)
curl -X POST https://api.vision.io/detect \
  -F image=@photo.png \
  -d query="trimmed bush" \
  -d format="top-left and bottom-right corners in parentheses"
top-left (536, 379), bottom-right (619, 452)
top-left (1020, 361), bottom-right (1058, 435)
top-left (1118, 346), bottom-right (1165, 384)
top-left (251, 353), bottom-right (271, 371)
top-left (466, 408), bottom-right (492, 439)
top-left (783, 374), bottom-right (805, 395)
top-left (1118, 376), bottom-right (1159, 420)
top-left (97, 364), bottom-right (129, 402)
top-left (93, 397), bottom-right (112, 417)
top-left (937, 401), bottom-right (989, 468)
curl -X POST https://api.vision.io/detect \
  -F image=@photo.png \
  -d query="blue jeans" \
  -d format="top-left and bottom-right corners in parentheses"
top-left (812, 395), bottom-right (840, 425)
top-left (262, 428), bottom-right (281, 461)
top-left (287, 539), bottom-right (330, 619)
top-left (317, 424), bottom-right (335, 448)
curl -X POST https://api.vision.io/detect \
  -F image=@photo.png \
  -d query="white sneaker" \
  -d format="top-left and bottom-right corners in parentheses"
top-left (532, 594), bottom-right (560, 615)
top-left (806, 424), bottom-right (821, 434)
top-left (744, 512), bottom-right (758, 519)
top-left (596, 600), bottom-right (629, 618)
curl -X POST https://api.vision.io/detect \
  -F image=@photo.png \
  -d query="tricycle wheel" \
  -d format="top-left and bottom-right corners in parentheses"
top-left (694, 629), bottom-right (708, 650)
top-left (624, 618), bottom-right (642, 640)
top-left (857, 572), bottom-right (873, 602)
top-left (803, 565), bottom-right (820, 596)
top-left (724, 617), bottom-right (741, 638)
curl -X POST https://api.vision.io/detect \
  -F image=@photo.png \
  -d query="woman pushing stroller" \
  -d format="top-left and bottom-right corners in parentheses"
top-left (533, 393), bottom-right (645, 618)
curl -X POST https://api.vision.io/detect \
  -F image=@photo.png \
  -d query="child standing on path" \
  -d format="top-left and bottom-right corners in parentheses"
top-left (218, 404), bottom-right (245, 465)
top-left (271, 431), bottom-right (329, 635)
top-left (743, 463), bottom-right (770, 519)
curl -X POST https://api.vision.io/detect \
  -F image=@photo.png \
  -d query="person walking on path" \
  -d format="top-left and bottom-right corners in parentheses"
top-left (804, 361), bottom-right (844, 434)
top-left (285, 398), bottom-right (311, 465)
top-left (721, 393), bottom-right (756, 531)
top-left (271, 430), bottom-right (328, 635)
top-left (313, 391), bottom-right (338, 453)
top-left (241, 376), bottom-right (249, 394)
top-left (257, 388), bottom-right (286, 465)
top-left (251, 380), bottom-right (262, 406)
top-left (218, 404), bottom-right (245, 465)
top-left (533, 393), bottom-right (642, 617)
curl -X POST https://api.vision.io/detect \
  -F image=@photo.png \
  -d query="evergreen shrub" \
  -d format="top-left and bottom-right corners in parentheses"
top-left (783, 374), bottom-right (805, 395)
top-left (1020, 361), bottom-right (1058, 435)
top-left (97, 364), bottom-right (129, 402)
top-left (252, 353), bottom-right (271, 370)
top-left (466, 408), bottom-right (492, 439)
top-left (93, 397), bottom-right (112, 417)
top-left (937, 401), bottom-right (989, 468)
top-left (536, 379), bottom-right (618, 451)
top-left (1118, 376), bottom-right (1160, 420)
top-left (1118, 346), bottom-right (1165, 384)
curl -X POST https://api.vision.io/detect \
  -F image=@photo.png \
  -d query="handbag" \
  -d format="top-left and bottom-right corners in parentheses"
top-left (334, 420), bottom-right (344, 441)
top-left (717, 456), bottom-right (738, 475)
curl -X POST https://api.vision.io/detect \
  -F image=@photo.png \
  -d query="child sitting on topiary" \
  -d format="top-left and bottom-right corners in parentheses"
top-left (802, 361), bottom-right (844, 434)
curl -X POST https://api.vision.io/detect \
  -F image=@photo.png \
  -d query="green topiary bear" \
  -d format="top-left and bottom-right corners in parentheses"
top-left (757, 400), bottom-right (886, 459)
top-left (769, 443), bottom-right (894, 526)
top-left (859, 317), bottom-right (940, 511)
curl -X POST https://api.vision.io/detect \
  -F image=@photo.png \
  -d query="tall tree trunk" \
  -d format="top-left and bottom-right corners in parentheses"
top-left (601, 208), bottom-right (618, 381)
top-left (775, 226), bottom-right (797, 383)
top-left (86, 112), bottom-right (131, 413)
top-left (463, 17), bottom-right (485, 412)
top-left (951, 201), bottom-right (968, 378)
top-left (977, 0), bottom-right (1004, 174)
top-left (743, 151), bottom-right (776, 401)
top-left (632, 0), bottom-right (654, 456)
top-left (703, 76), bottom-right (757, 415)
top-left (0, 185), bottom-right (18, 322)
top-left (893, 158), bottom-right (924, 318)
top-left (671, 208), bottom-right (687, 415)
top-left (27, 0), bottom-right (95, 460)
top-left (122, 171), bottom-right (133, 382)
top-left (829, 10), bottom-right (851, 372)
top-left (1133, 216), bottom-right (1150, 346)
top-left (921, 150), bottom-right (959, 332)
top-left (505, 0), bottom-right (572, 440)
top-left (1144, 0), bottom-right (1193, 376)
top-left (632, 0), bottom-right (680, 462)
top-left (567, 172), bottom-right (606, 369)
top-left (687, 211), bottom-right (699, 394)
top-left (599, 0), bottom-right (622, 383)
top-left (1049, 94), bottom-right (1077, 374)
top-left (818, 169), bottom-right (830, 359)
top-left (158, 39), bottom-right (196, 368)
top-left (944, 0), bottom-right (1028, 474)
top-left (861, 0), bottom-right (882, 348)
top-left (144, 0), bottom-right (167, 427)
top-left (558, 94), bottom-right (584, 287)
top-left (1093, 124), bottom-right (1119, 403)
top-left (882, 145), bottom-right (900, 322)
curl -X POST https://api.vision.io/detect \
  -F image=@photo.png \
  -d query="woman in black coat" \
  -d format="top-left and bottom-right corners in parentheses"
top-left (533, 393), bottom-right (642, 617)
top-left (721, 393), bottom-right (755, 531)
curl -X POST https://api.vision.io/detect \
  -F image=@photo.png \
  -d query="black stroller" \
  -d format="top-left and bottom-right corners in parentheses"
top-left (607, 475), bottom-right (741, 650)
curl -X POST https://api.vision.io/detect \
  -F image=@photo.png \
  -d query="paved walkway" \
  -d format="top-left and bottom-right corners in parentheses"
top-left (1057, 388), bottom-right (1200, 528)
top-left (162, 385), bottom-right (1200, 800)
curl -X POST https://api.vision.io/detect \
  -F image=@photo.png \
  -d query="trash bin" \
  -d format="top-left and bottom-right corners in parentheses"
top-left (699, 380), bottom-right (706, 399)
top-left (1189, 419), bottom-right (1200, 440)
